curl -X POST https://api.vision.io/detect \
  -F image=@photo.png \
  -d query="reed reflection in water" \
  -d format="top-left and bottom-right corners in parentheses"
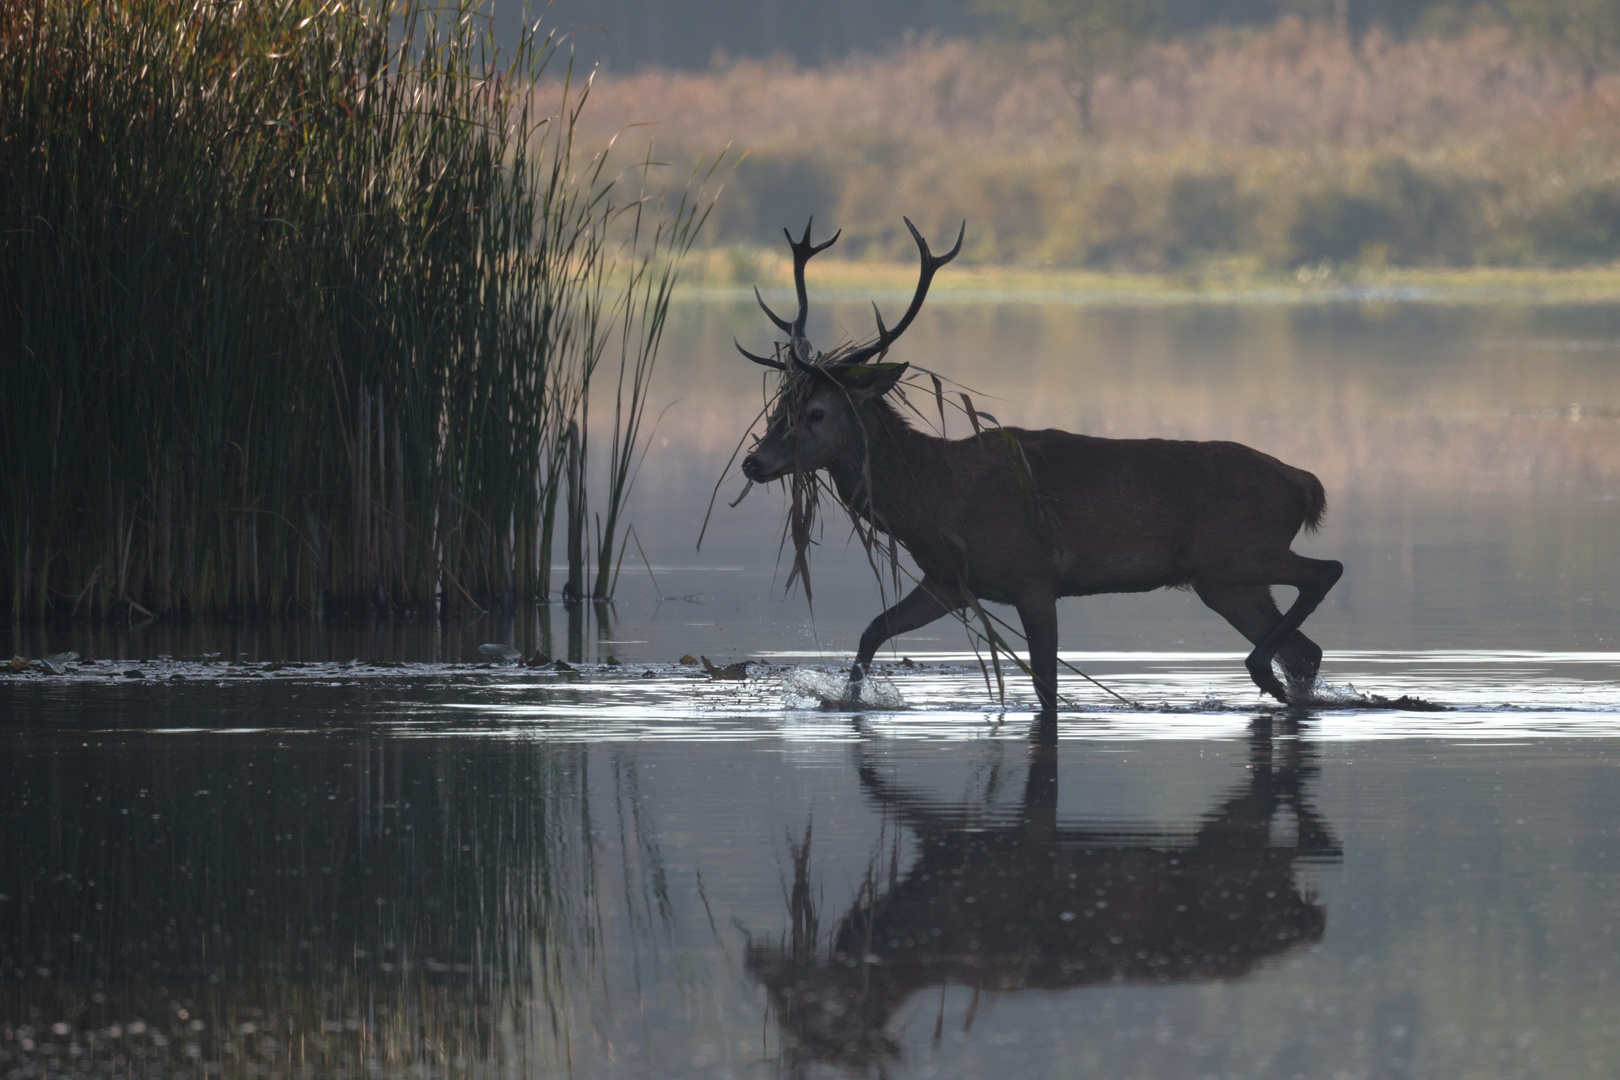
top-left (0, 735), bottom-right (674, 1077)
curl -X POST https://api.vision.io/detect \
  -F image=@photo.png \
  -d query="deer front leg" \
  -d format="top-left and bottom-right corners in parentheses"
top-left (846, 577), bottom-right (962, 704)
top-left (1015, 592), bottom-right (1059, 719)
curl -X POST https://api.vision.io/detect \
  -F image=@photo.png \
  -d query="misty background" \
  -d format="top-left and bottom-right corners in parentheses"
top-left (508, 0), bottom-right (1620, 271)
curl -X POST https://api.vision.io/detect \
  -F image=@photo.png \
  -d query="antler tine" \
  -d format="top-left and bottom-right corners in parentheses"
top-left (753, 287), bottom-right (793, 335)
top-left (784, 217), bottom-right (841, 342)
top-left (738, 219), bottom-right (842, 373)
top-left (871, 302), bottom-right (890, 356)
top-left (837, 217), bottom-right (965, 368)
top-left (734, 337), bottom-right (787, 370)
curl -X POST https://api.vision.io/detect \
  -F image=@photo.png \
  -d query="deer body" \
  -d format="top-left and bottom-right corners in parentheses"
top-left (821, 398), bottom-right (1327, 604)
top-left (736, 219), bottom-right (1342, 714)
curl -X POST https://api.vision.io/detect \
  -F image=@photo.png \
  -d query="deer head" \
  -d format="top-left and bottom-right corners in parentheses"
top-left (739, 217), bottom-right (964, 483)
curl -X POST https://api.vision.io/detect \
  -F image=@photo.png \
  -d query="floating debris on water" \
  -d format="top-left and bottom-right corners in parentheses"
top-left (39, 651), bottom-right (79, 675)
top-left (701, 656), bottom-right (749, 681)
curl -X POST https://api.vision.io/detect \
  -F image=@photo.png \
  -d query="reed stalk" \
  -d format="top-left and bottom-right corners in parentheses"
top-left (0, 0), bottom-right (702, 620)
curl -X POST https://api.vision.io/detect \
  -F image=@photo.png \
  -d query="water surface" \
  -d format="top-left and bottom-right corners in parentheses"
top-left (3, 298), bottom-right (1619, 1078)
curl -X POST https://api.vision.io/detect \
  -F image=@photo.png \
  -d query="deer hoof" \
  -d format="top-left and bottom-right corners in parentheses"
top-left (1245, 652), bottom-right (1291, 705)
top-left (841, 664), bottom-right (867, 707)
top-left (1278, 636), bottom-right (1322, 685)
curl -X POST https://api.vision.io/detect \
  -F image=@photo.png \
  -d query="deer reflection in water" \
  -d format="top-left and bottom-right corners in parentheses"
top-left (747, 717), bottom-right (1340, 1074)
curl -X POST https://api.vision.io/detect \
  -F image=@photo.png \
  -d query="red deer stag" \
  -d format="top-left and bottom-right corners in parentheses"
top-left (737, 219), bottom-right (1343, 713)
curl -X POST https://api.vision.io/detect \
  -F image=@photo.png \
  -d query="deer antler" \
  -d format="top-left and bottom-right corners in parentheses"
top-left (835, 217), bottom-right (964, 369)
top-left (736, 218), bottom-right (841, 372)
top-left (733, 337), bottom-right (785, 370)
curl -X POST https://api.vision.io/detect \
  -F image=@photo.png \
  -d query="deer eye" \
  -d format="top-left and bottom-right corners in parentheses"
top-left (806, 408), bottom-right (825, 424)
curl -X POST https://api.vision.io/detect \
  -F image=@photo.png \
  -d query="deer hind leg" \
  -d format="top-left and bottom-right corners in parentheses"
top-left (1228, 555), bottom-right (1343, 704)
top-left (847, 577), bottom-right (963, 703)
top-left (1193, 581), bottom-right (1324, 692)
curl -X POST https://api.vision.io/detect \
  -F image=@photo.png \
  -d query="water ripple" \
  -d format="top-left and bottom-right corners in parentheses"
top-left (6, 651), bottom-right (1618, 742)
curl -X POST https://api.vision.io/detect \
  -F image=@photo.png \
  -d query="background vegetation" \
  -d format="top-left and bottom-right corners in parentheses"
top-left (571, 7), bottom-right (1620, 277)
top-left (0, 0), bottom-right (706, 622)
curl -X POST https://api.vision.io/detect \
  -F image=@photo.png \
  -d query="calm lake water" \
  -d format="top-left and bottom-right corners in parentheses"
top-left (3, 296), bottom-right (1620, 1078)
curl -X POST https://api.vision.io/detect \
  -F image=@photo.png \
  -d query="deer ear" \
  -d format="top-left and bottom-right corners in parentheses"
top-left (838, 361), bottom-right (909, 399)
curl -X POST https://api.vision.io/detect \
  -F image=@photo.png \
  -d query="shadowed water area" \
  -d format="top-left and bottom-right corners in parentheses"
top-left (4, 298), bottom-right (1620, 1077)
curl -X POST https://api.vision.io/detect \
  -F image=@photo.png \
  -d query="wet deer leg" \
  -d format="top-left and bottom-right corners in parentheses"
top-left (846, 577), bottom-right (964, 703)
top-left (1015, 592), bottom-right (1060, 720)
top-left (1241, 556), bottom-right (1343, 704)
top-left (1194, 581), bottom-right (1324, 692)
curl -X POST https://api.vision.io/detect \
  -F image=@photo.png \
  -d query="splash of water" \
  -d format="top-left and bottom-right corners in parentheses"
top-left (1299, 679), bottom-right (1365, 706)
top-left (1293, 679), bottom-right (1449, 711)
top-left (781, 667), bottom-right (907, 711)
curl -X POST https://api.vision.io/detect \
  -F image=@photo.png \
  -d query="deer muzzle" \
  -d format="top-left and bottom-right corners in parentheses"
top-left (741, 450), bottom-right (789, 483)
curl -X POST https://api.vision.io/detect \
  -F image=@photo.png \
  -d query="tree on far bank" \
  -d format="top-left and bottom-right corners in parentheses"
top-left (976, 0), bottom-right (1168, 136)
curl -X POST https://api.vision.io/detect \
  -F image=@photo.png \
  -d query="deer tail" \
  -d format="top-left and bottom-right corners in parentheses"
top-left (1298, 470), bottom-right (1328, 534)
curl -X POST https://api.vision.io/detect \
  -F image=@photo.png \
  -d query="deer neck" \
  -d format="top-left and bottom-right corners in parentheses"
top-left (825, 398), bottom-right (943, 543)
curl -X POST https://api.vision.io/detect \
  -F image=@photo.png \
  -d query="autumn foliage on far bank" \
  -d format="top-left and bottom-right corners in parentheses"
top-left (574, 19), bottom-right (1620, 272)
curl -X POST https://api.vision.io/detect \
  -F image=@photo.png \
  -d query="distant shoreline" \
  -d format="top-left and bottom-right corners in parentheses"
top-left (679, 255), bottom-right (1620, 306)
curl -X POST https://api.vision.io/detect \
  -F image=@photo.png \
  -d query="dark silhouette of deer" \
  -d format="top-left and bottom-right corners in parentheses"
top-left (737, 219), bottom-right (1343, 713)
top-left (746, 718), bottom-right (1340, 1075)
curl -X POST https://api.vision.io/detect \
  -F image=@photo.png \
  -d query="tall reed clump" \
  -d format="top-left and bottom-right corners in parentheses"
top-left (0, 0), bottom-right (705, 622)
